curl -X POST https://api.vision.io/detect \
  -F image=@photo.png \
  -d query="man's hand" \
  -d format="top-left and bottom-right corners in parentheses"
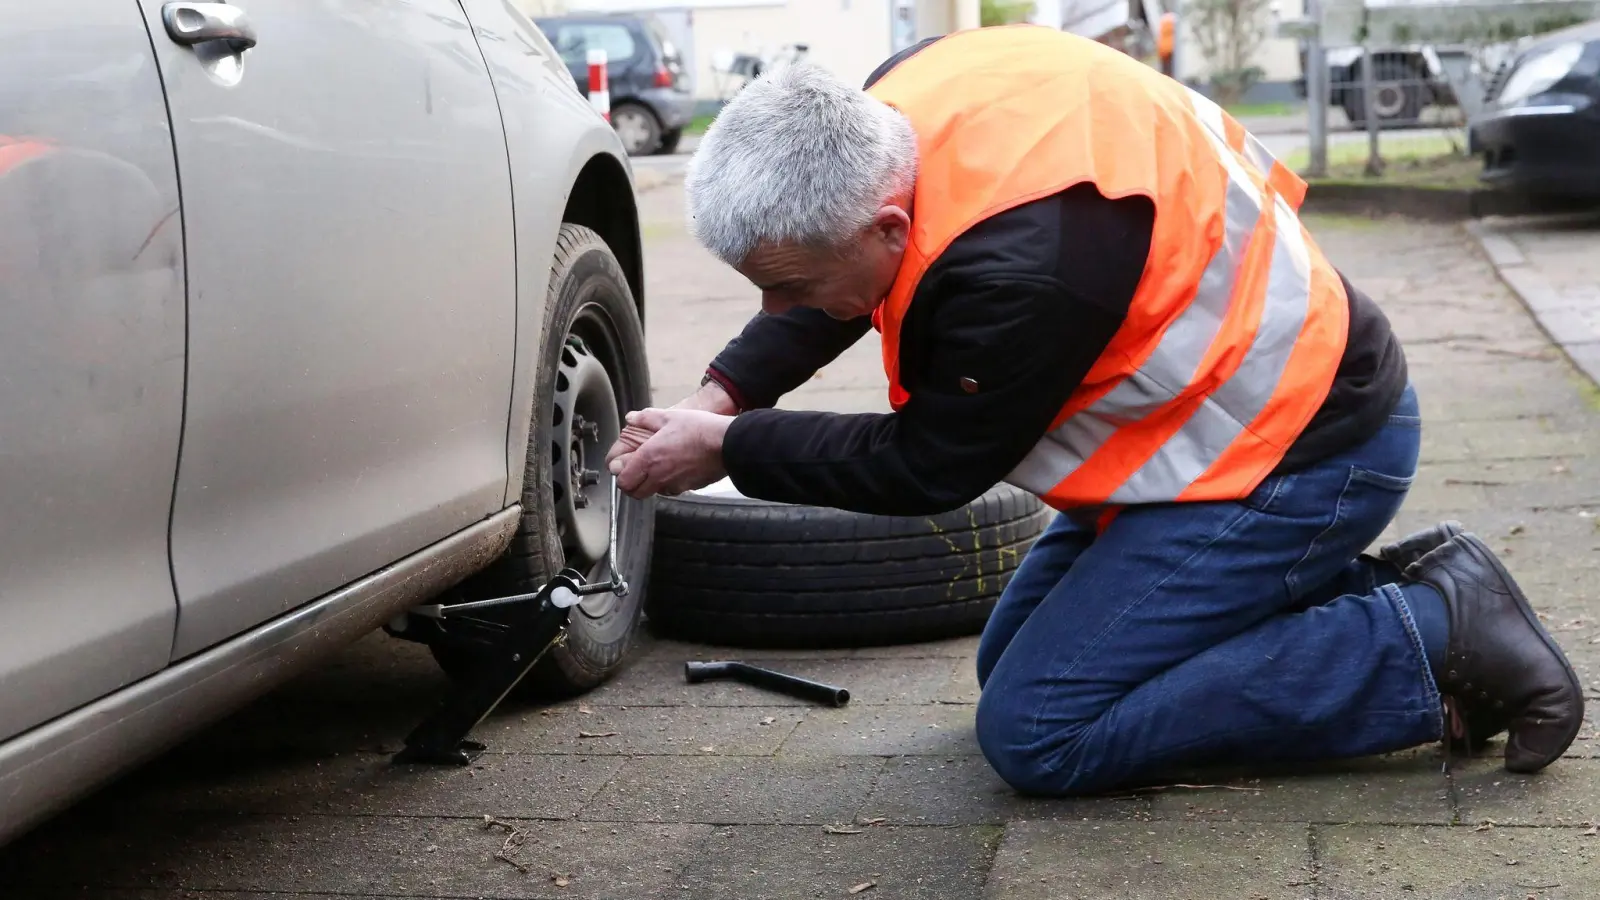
top-left (607, 379), bottom-right (738, 467)
top-left (607, 408), bottom-right (732, 499)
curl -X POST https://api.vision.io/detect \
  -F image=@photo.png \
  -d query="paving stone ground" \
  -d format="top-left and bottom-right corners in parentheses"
top-left (4, 187), bottom-right (1600, 899)
top-left (1472, 210), bottom-right (1600, 392)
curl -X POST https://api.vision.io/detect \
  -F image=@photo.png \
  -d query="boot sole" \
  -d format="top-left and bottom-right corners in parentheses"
top-left (1462, 533), bottom-right (1585, 771)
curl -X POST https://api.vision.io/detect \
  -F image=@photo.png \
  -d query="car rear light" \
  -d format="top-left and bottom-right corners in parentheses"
top-left (654, 66), bottom-right (673, 88)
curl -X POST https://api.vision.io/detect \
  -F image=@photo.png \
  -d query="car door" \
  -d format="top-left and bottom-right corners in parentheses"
top-left (0, 2), bottom-right (185, 738)
top-left (138, 0), bottom-right (518, 659)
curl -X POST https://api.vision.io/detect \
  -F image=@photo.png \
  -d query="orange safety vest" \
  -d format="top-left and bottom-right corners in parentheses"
top-left (1157, 12), bottom-right (1176, 59)
top-left (866, 25), bottom-right (1348, 513)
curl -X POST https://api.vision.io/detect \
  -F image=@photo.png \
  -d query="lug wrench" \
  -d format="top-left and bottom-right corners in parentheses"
top-left (684, 660), bottom-right (850, 707)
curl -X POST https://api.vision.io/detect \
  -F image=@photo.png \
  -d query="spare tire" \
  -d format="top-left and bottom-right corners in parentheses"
top-left (645, 480), bottom-right (1051, 648)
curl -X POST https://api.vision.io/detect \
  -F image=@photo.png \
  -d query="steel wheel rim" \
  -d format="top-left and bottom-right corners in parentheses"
top-left (613, 107), bottom-right (653, 154)
top-left (551, 322), bottom-right (623, 617)
top-left (1373, 83), bottom-right (1406, 117)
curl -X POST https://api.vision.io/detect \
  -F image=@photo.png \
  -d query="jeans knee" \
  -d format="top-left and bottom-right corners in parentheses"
top-left (975, 694), bottom-right (1091, 796)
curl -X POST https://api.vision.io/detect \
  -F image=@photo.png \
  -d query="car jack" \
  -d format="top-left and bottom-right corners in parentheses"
top-left (391, 481), bottom-right (630, 766)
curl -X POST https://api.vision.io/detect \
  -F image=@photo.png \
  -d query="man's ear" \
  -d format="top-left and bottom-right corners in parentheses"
top-left (870, 205), bottom-right (912, 254)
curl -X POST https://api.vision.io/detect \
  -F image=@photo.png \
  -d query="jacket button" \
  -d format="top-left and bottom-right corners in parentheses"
top-left (959, 377), bottom-right (980, 394)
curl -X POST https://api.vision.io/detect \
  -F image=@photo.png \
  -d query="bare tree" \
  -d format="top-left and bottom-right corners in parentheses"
top-left (1185, 0), bottom-right (1272, 105)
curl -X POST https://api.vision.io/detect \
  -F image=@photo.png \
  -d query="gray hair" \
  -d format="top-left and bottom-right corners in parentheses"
top-left (684, 62), bottom-right (919, 265)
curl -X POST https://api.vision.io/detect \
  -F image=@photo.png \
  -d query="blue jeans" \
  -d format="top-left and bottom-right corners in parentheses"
top-left (975, 384), bottom-right (1444, 796)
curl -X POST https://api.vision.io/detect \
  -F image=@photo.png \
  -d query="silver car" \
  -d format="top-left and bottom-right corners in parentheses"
top-left (0, 0), bottom-right (653, 843)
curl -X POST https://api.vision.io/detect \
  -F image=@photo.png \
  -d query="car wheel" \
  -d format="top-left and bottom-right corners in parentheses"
top-left (430, 224), bottom-right (654, 699)
top-left (1342, 58), bottom-right (1425, 129)
top-left (644, 480), bottom-right (1051, 649)
top-left (657, 127), bottom-right (683, 155)
top-left (611, 102), bottom-right (662, 156)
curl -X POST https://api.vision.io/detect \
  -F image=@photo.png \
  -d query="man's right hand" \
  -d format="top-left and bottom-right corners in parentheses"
top-left (606, 378), bottom-right (738, 471)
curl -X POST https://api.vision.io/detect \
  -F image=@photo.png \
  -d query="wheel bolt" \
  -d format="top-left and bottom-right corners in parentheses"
top-left (580, 468), bottom-right (601, 486)
top-left (574, 415), bottom-right (600, 441)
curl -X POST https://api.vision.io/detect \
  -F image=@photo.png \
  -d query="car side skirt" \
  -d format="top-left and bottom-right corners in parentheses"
top-left (0, 506), bottom-right (520, 847)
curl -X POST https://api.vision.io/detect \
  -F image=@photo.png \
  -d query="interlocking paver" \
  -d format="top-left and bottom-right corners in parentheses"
top-left (491, 703), bottom-right (804, 756)
top-left (105, 749), bottom-right (624, 820)
top-left (676, 824), bottom-right (1000, 900)
top-left (1315, 823), bottom-right (1600, 899)
top-left (1145, 752), bottom-right (1453, 825)
top-left (1473, 211), bottom-right (1600, 386)
top-left (577, 755), bottom-right (881, 824)
top-left (859, 756), bottom-right (1153, 826)
top-left (0, 812), bottom-right (711, 899)
top-left (780, 704), bottom-right (980, 757)
top-left (982, 821), bottom-right (1313, 899)
top-left (1455, 757), bottom-right (1600, 826)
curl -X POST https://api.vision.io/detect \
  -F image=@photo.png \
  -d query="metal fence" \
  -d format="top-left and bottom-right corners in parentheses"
top-left (1305, 43), bottom-right (1478, 177)
top-left (1278, 0), bottom-right (1520, 178)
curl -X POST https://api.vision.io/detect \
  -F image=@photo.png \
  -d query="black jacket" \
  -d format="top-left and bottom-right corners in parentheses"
top-left (707, 40), bottom-right (1408, 517)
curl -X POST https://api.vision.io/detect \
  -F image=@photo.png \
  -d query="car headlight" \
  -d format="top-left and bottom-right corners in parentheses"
top-left (1496, 41), bottom-right (1586, 106)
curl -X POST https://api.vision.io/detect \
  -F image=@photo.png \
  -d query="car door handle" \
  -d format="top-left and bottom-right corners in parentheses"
top-left (162, 2), bottom-right (257, 53)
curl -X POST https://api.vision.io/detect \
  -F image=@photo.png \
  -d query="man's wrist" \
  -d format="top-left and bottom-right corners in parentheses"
top-left (691, 373), bottom-right (740, 416)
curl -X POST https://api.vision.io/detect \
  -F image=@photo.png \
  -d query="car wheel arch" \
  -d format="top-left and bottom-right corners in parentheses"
top-left (561, 151), bottom-right (645, 318)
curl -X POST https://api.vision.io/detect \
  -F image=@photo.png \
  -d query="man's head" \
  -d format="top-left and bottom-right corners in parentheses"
top-left (685, 63), bottom-right (918, 321)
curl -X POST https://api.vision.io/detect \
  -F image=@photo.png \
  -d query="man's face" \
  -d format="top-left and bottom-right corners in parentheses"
top-left (735, 204), bottom-right (911, 321)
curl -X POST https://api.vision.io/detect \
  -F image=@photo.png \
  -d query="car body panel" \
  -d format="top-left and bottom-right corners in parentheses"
top-left (0, 1), bottom-right (186, 738)
top-left (0, 0), bottom-right (642, 848)
top-left (633, 85), bottom-right (696, 132)
top-left (1471, 28), bottom-right (1600, 194)
top-left (1473, 102), bottom-right (1600, 195)
top-left (0, 507), bottom-right (518, 848)
top-left (460, 0), bottom-right (642, 504)
top-left (138, 0), bottom-right (520, 658)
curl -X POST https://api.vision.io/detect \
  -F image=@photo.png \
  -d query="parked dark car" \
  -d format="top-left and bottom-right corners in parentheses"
top-left (535, 12), bottom-right (695, 156)
top-left (1471, 19), bottom-right (1600, 196)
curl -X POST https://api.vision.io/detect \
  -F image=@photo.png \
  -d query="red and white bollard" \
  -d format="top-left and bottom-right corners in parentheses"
top-left (586, 49), bottom-right (610, 122)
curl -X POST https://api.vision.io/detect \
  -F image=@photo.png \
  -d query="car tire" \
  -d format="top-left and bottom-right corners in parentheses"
top-left (611, 102), bottom-right (662, 156)
top-left (1342, 58), bottom-right (1425, 129)
top-left (657, 127), bottom-right (683, 155)
top-left (429, 224), bottom-right (654, 699)
top-left (644, 480), bottom-right (1051, 649)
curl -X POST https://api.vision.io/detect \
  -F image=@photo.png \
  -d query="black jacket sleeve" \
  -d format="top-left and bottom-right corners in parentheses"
top-left (719, 184), bottom-right (1155, 516)
top-left (723, 277), bottom-right (1121, 514)
top-left (707, 308), bottom-right (872, 411)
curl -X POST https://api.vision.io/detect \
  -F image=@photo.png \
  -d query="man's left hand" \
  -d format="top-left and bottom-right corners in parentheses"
top-left (607, 408), bottom-right (732, 499)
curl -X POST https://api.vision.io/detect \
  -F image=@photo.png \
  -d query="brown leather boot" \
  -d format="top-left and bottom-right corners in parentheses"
top-left (1406, 533), bottom-right (1583, 773)
top-left (1380, 520), bottom-right (1464, 570)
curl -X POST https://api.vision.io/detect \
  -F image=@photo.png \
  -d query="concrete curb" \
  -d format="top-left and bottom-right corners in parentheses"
top-left (1302, 182), bottom-right (1550, 222)
top-left (1467, 216), bottom-right (1600, 388)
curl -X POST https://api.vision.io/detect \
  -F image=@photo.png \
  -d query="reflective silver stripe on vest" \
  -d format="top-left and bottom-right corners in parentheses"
top-left (1187, 88), bottom-right (1286, 177)
top-left (1003, 92), bottom-right (1315, 505)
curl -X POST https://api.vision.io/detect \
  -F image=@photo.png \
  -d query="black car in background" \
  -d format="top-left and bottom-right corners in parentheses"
top-left (535, 12), bottom-right (696, 156)
top-left (1471, 18), bottom-right (1600, 196)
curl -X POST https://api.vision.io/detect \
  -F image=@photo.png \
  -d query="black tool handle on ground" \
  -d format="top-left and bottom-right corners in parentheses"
top-left (684, 660), bottom-right (850, 707)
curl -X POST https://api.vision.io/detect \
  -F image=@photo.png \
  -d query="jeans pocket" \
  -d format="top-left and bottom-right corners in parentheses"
top-left (1348, 466), bottom-right (1415, 494)
top-left (1284, 465), bottom-right (1414, 597)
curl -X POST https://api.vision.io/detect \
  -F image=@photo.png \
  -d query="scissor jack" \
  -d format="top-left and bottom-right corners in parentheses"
top-left (390, 481), bottom-right (630, 766)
